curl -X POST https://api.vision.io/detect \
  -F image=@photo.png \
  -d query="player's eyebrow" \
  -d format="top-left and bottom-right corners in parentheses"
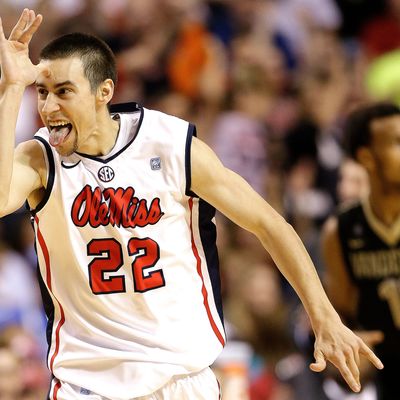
top-left (35, 80), bottom-right (78, 89)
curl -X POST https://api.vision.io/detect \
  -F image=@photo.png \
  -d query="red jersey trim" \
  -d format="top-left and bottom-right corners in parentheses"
top-left (52, 379), bottom-right (62, 400)
top-left (188, 198), bottom-right (225, 346)
top-left (35, 216), bottom-right (66, 374)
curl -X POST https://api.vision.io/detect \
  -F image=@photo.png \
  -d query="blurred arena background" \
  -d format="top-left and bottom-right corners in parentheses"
top-left (0, 0), bottom-right (396, 399)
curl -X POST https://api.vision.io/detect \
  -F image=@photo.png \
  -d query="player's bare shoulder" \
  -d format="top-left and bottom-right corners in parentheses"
top-left (15, 139), bottom-right (48, 206)
top-left (321, 215), bottom-right (341, 263)
top-left (16, 139), bottom-right (46, 178)
top-left (323, 200), bottom-right (361, 239)
top-left (322, 215), bottom-right (338, 237)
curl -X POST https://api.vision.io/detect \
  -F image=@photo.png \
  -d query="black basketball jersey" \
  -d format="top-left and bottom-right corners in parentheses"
top-left (337, 201), bottom-right (400, 359)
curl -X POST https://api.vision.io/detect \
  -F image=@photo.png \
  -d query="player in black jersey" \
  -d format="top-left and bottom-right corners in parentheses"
top-left (322, 102), bottom-right (400, 399)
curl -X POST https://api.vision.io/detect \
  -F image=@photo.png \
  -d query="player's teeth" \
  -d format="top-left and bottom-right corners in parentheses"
top-left (50, 121), bottom-right (69, 127)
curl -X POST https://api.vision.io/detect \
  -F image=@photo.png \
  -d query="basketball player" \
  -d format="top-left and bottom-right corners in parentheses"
top-left (322, 102), bottom-right (400, 400)
top-left (0, 9), bottom-right (383, 400)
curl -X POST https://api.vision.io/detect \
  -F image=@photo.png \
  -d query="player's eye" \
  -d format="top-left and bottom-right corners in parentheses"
top-left (57, 88), bottom-right (71, 96)
top-left (37, 88), bottom-right (48, 98)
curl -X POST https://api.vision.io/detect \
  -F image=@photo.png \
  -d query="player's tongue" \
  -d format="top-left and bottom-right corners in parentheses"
top-left (49, 125), bottom-right (71, 147)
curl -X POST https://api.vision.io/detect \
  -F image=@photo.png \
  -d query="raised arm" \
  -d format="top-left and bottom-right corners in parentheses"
top-left (0, 9), bottom-right (45, 216)
top-left (190, 137), bottom-right (383, 392)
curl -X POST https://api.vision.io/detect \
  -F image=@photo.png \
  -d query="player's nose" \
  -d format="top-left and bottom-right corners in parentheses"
top-left (41, 93), bottom-right (60, 115)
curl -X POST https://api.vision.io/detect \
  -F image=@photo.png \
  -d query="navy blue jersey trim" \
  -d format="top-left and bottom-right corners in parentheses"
top-left (198, 199), bottom-right (224, 327)
top-left (31, 136), bottom-right (55, 214)
top-left (109, 101), bottom-right (141, 114)
top-left (76, 102), bottom-right (143, 164)
top-left (185, 123), bottom-right (197, 197)
top-left (61, 160), bottom-right (81, 169)
top-left (29, 130), bottom-right (54, 363)
top-left (185, 124), bottom-right (224, 325)
top-left (29, 213), bottom-right (55, 361)
top-left (36, 263), bottom-right (55, 359)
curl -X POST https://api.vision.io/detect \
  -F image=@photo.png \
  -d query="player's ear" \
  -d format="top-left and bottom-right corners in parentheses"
top-left (96, 79), bottom-right (114, 106)
top-left (356, 147), bottom-right (374, 172)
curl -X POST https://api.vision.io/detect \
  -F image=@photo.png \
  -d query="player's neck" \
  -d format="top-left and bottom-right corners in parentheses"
top-left (368, 190), bottom-right (400, 226)
top-left (77, 110), bottom-right (120, 156)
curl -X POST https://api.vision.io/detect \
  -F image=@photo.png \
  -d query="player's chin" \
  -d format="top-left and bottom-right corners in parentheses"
top-left (56, 147), bottom-right (73, 157)
top-left (56, 139), bottom-right (77, 157)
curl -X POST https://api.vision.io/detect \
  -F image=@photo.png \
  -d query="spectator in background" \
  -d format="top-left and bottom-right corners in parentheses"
top-left (0, 219), bottom-right (45, 348)
top-left (258, 0), bottom-right (342, 65)
top-left (364, 49), bottom-right (400, 106)
top-left (282, 27), bottom-right (351, 269)
top-left (334, 0), bottom-right (385, 40)
top-left (0, 326), bottom-right (49, 400)
top-left (360, 0), bottom-right (400, 60)
top-left (0, 345), bottom-right (22, 400)
top-left (336, 158), bottom-right (369, 205)
top-left (211, 30), bottom-right (290, 199)
top-left (356, 0), bottom-right (400, 106)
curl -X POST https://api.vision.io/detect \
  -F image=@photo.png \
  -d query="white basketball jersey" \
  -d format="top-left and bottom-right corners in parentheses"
top-left (31, 103), bottom-right (225, 399)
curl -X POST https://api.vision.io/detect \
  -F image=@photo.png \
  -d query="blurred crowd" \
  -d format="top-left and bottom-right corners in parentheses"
top-left (0, 0), bottom-right (397, 399)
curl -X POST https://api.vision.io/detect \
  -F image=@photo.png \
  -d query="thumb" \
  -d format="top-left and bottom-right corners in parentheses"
top-left (310, 351), bottom-right (326, 372)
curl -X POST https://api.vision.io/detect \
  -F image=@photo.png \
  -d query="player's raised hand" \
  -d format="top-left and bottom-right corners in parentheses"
top-left (0, 9), bottom-right (43, 87)
top-left (309, 319), bottom-right (384, 393)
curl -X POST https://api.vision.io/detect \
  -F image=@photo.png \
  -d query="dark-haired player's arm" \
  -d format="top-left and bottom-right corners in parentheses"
top-left (321, 217), bottom-right (384, 348)
top-left (0, 9), bottom-right (45, 216)
top-left (321, 217), bottom-right (358, 321)
top-left (190, 136), bottom-right (383, 393)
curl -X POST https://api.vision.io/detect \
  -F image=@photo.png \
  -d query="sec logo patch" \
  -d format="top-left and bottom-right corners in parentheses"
top-left (98, 166), bottom-right (115, 182)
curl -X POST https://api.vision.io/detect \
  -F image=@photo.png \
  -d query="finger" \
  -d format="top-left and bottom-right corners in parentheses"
top-left (337, 362), bottom-right (361, 393)
top-left (9, 8), bottom-right (29, 40)
top-left (360, 342), bottom-right (384, 370)
top-left (25, 10), bottom-right (34, 30)
top-left (19, 14), bottom-right (43, 45)
top-left (346, 353), bottom-right (360, 388)
top-left (0, 17), bottom-right (6, 42)
top-left (309, 351), bottom-right (326, 372)
top-left (353, 347), bottom-right (360, 367)
top-left (328, 352), bottom-right (361, 393)
top-left (28, 10), bottom-right (36, 24)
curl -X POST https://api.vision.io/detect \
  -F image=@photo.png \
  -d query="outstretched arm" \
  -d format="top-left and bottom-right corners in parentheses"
top-left (0, 9), bottom-right (45, 216)
top-left (190, 137), bottom-right (383, 392)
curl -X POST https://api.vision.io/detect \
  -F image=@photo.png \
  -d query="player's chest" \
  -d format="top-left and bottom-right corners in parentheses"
top-left (58, 154), bottom-right (173, 197)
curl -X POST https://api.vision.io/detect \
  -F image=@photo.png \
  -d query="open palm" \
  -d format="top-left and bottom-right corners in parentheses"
top-left (0, 9), bottom-right (43, 87)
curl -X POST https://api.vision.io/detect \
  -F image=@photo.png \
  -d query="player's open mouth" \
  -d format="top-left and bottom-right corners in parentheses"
top-left (48, 121), bottom-right (73, 147)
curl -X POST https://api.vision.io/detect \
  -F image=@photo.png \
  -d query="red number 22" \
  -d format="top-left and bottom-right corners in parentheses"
top-left (87, 237), bottom-right (165, 295)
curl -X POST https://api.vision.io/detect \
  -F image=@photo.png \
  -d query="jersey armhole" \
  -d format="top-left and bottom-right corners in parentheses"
top-left (28, 136), bottom-right (55, 215)
top-left (185, 123), bottom-right (197, 197)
